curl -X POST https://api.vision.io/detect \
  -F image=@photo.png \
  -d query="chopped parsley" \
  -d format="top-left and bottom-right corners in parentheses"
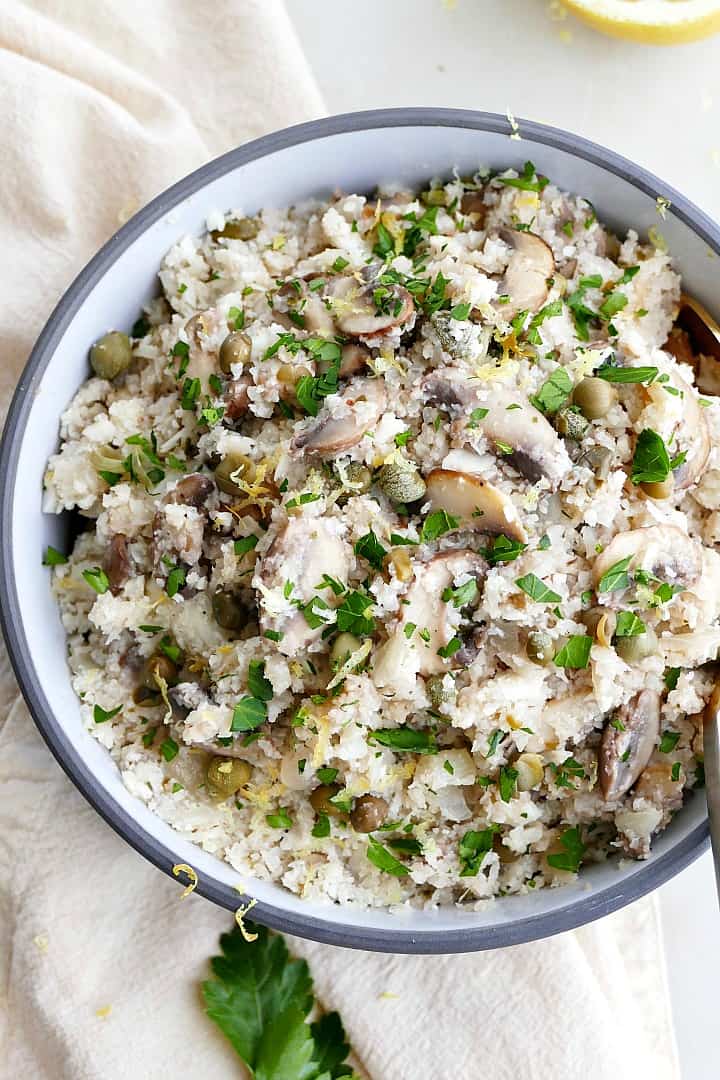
top-left (614, 611), bottom-right (646, 638)
top-left (450, 302), bottom-right (471, 320)
top-left (266, 809), bottom-right (292, 829)
top-left (458, 825), bottom-right (499, 876)
top-left (596, 363), bottom-right (657, 384)
top-left (480, 534), bottom-right (527, 566)
top-left (499, 766), bottom-right (518, 802)
top-left (442, 579), bottom-right (478, 608)
top-left (421, 509), bottom-right (459, 542)
top-left (82, 567), bottom-right (109, 594)
top-left (630, 429), bottom-right (673, 484)
top-left (659, 730), bottom-right (680, 754)
top-left (531, 368), bottom-right (572, 415)
top-left (369, 727), bottom-right (437, 754)
top-left (526, 299), bottom-right (563, 345)
top-left (165, 565), bottom-right (186, 598)
top-left (553, 635), bottom-right (592, 669)
top-left (234, 535), bottom-right (259, 557)
top-left (497, 161), bottom-right (549, 192)
top-left (437, 637), bottom-right (462, 659)
top-left (231, 697), bottom-right (267, 732)
top-left (312, 813), bottom-right (331, 838)
top-left (597, 556), bottom-right (632, 594)
top-left (664, 667), bottom-right (681, 692)
top-left (43, 545), bottom-right (67, 566)
top-left (366, 837), bottom-right (409, 876)
top-left (93, 704), bottom-right (122, 724)
top-left (335, 589), bottom-right (375, 637)
top-left (247, 659), bottom-right (273, 702)
top-left (354, 530), bottom-right (388, 572)
top-left (467, 406), bottom-right (489, 429)
top-left (515, 573), bottom-right (561, 604)
top-left (160, 736), bottom-right (179, 762)
top-left (546, 826), bottom-right (586, 873)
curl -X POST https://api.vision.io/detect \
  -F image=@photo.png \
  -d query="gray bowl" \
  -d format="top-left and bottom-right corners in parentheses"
top-left (0, 108), bottom-right (714, 953)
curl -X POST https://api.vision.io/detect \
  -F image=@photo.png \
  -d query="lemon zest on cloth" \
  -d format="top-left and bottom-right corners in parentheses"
top-left (95, 1005), bottom-right (112, 1019)
top-left (172, 863), bottom-right (199, 897)
top-left (234, 898), bottom-right (259, 942)
top-left (33, 934), bottom-right (49, 953)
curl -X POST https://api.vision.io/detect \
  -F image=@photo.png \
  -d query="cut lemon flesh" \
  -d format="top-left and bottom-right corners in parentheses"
top-left (563, 0), bottom-right (720, 43)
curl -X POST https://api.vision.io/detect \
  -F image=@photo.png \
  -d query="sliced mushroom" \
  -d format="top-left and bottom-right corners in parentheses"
top-left (425, 469), bottom-right (527, 543)
top-left (291, 376), bottom-right (386, 457)
top-left (423, 370), bottom-right (572, 488)
top-left (167, 474), bottom-right (216, 508)
top-left (497, 229), bottom-right (555, 317)
top-left (633, 756), bottom-right (684, 811)
top-left (400, 550), bottom-right (487, 675)
top-left (340, 342), bottom-right (370, 378)
top-left (256, 517), bottom-right (350, 655)
top-left (104, 533), bottom-right (130, 594)
top-left (223, 375), bottom-right (252, 422)
top-left (183, 310), bottom-right (222, 386)
top-left (591, 525), bottom-right (703, 594)
top-left (660, 628), bottom-right (720, 669)
top-left (640, 368), bottom-right (709, 490)
top-left (328, 276), bottom-right (414, 339)
top-left (599, 689), bottom-right (661, 801)
top-left (272, 280), bottom-right (336, 336)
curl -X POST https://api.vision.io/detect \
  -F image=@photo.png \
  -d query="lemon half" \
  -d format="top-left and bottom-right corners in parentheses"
top-left (563, 0), bottom-right (720, 43)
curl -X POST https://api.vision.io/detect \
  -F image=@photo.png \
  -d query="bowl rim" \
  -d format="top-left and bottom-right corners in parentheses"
top-left (0, 106), bottom-right (713, 954)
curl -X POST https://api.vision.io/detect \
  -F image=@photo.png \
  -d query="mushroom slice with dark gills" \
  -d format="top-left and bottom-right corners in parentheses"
top-left (152, 474), bottom-right (215, 573)
top-left (599, 689), bottom-right (661, 801)
top-left (423, 370), bottom-right (572, 489)
top-left (291, 377), bottom-right (386, 458)
top-left (326, 275), bottom-right (415, 340)
top-left (667, 293), bottom-right (720, 397)
top-left (425, 468), bottom-right (527, 543)
top-left (103, 533), bottom-right (131, 594)
top-left (591, 525), bottom-right (703, 596)
top-left (495, 229), bottom-right (555, 318)
top-left (272, 278), bottom-right (336, 336)
top-left (398, 550), bottom-right (488, 676)
top-left (255, 516), bottom-right (350, 655)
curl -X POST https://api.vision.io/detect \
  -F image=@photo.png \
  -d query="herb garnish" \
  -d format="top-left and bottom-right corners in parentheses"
top-left (630, 429), bottom-right (675, 484)
top-left (531, 368), bottom-right (572, 415)
top-left (553, 635), bottom-right (592, 669)
top-left (366, 837), bottom-right (409, 876)
top-left (43, 546), bottom-right (68, 566)
top-left (354, 530), bottom-right (388, 572)
top-left (369, 727), bottom-right (437, 754)
top-left (93, 704), bottom-right (122, 724)
top-left (546, 826), bottom-right (586, 872)
top-left (458, 825), bottom-right (499, 876)
top-left (82, 567), bottom-right (109, 594)
top-left (515, 573), bottom-right (561, 603)
top-left (479, 534), bottom-right (527, 566)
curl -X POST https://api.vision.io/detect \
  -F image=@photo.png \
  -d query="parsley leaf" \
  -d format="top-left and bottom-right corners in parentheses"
top-left (499, 766), bottom-right (518, 802)
top-left (546, 826), bottom-right (586, 873)
top-left (458, 825), bottom-right (499, 876)
top-left (420, 509), bottom-right (459, 542)
top-left (659, 730), bottom-right (680, 753)
top-left (614, 611), bottom-right (646, 638)
top-left (248, 659), bottom-right (273, 702)
top-left (93, 704), bottom-right (122, 724)
top-left (370, 727), bottom-right (437, 754)
top-left (467, 406), bottom-right (489, 429)
top-left (553, 635), bottom-right (592, 669)
top-left (231, 697), bottom-right (267, 732)
top-left (353, 530), bottom-right (388, 572)
top-left (366, 837), bottom-right (409, 877)
top-left (595, 364), bottom-right (657, 384)
top-left (335, 590), bottom-right (375, 637)
top-left (530, 368), bottom-right (572, 415)
top-left (497, 161), bottom-right (549, 192)
top-left (631, 429), bottom-right (672, 484)
top-left (599, 291), bottom-right (628, 321)
top-left (202, 922), bottom-right (352, 1078)
top-left (480, 534), bottom-right (527, 566)
top-left (235, 535), bottom-right (259, 556)
top-left (526, 300), bottom-right (563, 345)
top-left (515, 573), bottom-right (561, 603)
top-left (442, 579), bottom-right (478, 608)
top-left (82, 567), bottom-right (109, 594)
top-left (166, 565), bottom-right (186, 598)
top-left (43, 545), bottom-right (68, 566)
top-left (597, 556), bottom-right (632, 594)
top-left (664, 667), bottom-right (681, 691)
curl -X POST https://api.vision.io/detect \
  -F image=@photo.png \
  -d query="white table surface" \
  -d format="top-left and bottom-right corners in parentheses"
top-left (285, 1), bottom-right (720, 1075)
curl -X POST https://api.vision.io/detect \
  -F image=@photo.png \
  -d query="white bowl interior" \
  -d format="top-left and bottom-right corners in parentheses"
top-left (7, 117), bottom-right (713, 945)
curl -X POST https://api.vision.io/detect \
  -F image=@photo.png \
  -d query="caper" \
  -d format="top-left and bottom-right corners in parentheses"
top-left (581, 606), bottom-right (617, 646)
top-left (342, 461), bottom-right (373, 494)
top-left (614, 625), bottom-right (658, 663)
top-left (212, 217), bottom-right (258, 241)
top-left (214, 452), bottom-right (246, 496)
top-left (641, 476), bottom-right (674, 500)
top-left (350, 794), bottom-right (389, 833)
top-left (219, 331), bottom-right (252, 374)
top-left (212, 588), bottom-right (249, 631)
top-left (90, 331), bottom-right (133, 380)
top-left (515, 752), bottom-right (544, 791)
top-left (206, 757), bottom-right (251, 799)
top-left (377, 461), bottom-right (426, 503)
top-left (578, 445), bottom-right (614, 493)
top-left (526, 631), bottom-right (554, 666)
top-left (309, 783), bottom-right (345, 818)
top-left (554, 406), bottom-right (589, 441)
top-left (141, 653), bottom-right (178, 691)
top-left (572, 378), bottom-right (617, 421)
top-left (425, 673), bottom-right (456, 710)
top-left (330, 632), bottom-right (361, 668)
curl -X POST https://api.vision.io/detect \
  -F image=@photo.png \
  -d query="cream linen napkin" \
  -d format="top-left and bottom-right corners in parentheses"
top-left (0, 3), bottom-right (680, 1077)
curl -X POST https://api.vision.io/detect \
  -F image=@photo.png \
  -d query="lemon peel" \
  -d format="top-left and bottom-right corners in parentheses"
top-left (656, 196), bottom-right (671, 219)
top-left (562, 0), bottom-right (720, 45)
top-left (172, 863), bottom-right (199, 897)
top-left (506, 108), bottom-right (521, 141)
top-left (95, 1005), bottom-right (112, 1019)
top-left (234, 898), bottom-right (259, 941)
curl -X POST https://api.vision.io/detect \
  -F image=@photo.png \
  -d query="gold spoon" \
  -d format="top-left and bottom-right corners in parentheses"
top-left (669, 294), bottom-right (720, 395)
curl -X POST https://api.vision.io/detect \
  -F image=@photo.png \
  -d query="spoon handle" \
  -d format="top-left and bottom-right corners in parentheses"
top-left (703, 699), bottom-right (720, 904)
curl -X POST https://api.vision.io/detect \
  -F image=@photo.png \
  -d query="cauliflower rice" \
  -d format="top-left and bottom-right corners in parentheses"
top-left (44, 164), bottom-right (719, 910)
